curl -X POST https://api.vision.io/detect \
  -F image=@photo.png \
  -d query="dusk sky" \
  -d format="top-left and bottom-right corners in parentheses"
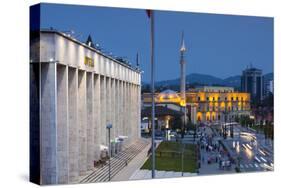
top-left (40, 3), bottom-right (273, 82)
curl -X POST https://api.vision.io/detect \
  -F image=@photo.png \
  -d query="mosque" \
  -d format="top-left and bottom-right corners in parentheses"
top-left (141, 33), bottom-right (251, 131)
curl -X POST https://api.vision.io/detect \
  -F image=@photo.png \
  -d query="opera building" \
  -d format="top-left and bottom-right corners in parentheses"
top-left (142, 86), bottom-right (251, 129)
top-left (30, 29), bottom-right (141, 184)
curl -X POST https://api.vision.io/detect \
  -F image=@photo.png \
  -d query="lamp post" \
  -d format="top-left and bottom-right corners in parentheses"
top-left (106, 123), bottom-right (113, 181)
top-left (181, 145), bottom-right (184, 176)
top-left (223, 110), bottom-right (227, 139)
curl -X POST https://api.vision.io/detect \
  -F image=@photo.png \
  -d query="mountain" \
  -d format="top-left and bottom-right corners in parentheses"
top-left (223, 75), bottom-right (241, 88)
top-left (155, 73), bottom-right (224, 87)
top-left (142, 72), bottom-right (273, 91)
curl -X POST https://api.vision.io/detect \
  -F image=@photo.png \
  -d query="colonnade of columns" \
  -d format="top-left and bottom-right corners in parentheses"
top-left (30, 62), bottom-right (141, 184)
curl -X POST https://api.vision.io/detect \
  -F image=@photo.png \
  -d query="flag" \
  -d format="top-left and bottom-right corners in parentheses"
top-left (146, 10), bottom-right (152, 18)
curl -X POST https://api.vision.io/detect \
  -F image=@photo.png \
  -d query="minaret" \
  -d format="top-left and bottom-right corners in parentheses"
top-left (179, 31), bottom-right (187, 138)
top-left (180, 31), bottom-right (187, 101)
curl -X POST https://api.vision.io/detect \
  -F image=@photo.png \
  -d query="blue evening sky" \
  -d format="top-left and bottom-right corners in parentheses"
top-left (40, 3), bottom-right (273, 82)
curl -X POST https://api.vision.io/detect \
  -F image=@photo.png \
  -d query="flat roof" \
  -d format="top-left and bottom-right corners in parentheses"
top-left (40, 29), bottom-right (141, 74)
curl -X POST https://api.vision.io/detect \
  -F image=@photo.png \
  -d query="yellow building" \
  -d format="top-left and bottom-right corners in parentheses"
top-left (142, 86), bottom-right (251, 124)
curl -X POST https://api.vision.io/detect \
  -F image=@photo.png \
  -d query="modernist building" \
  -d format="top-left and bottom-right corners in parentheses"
top-left (241, 66), bottom-right (263, 103)
top-left (263, 75), bottom-right (273, 97)
top-left (30, 29), bottom-right (141, 184)
top-left (142, 86), bottom-right (251, 127)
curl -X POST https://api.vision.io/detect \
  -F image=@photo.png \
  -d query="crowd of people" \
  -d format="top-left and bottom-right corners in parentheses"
top-left (198, 126), bottom-right (233, 171)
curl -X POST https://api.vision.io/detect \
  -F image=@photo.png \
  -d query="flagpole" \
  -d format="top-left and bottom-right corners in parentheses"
top-left (150, 10), bottom-right (156, 179)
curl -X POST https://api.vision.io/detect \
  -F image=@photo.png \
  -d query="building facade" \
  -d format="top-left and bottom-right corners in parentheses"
top-left (263, 76), bottom-right (273, 97)
top-left (30, 30), bottom-right (141, 184)
top-left (142, 86), bottom-right (251, 125)
top-left (241, 67), bottom-right (263, 103)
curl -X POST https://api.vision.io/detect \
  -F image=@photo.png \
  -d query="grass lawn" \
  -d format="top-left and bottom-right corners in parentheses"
top-left (141, 141), bottom-right (198, 173)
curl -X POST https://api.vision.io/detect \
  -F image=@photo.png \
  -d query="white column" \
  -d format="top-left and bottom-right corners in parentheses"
top-left (78, 70), bottom-right (87, 175)
top-left (68, 67), bottom-right (79, 182)
top-left (129, 83), bottom-right (133, 143)
top-left (56, 64), bottom-right (69, 183)
top-left (111, 79), bottom-right (116, 139)
top-left (133, 84), bottom-right (137, 140)
top-left (125, 83), bottom-right (129, 142)
top-left (119, 81), bottom-right (123, 137)
top-left (115, 80), bottom-right (119, 138)
top-left (121, 81), bottom-right (125, 138)
top-left (40, 63), bottom-right (57, 184)
top-left (106, 77), bottom-right (111, 146)
top-left (86, 72), bottom-right (94, 170)
top-left (138, 85), bottom-right (141, 138)
top-left (93, 74), bottom-right (101, 160)
top-left (100, 76), bottom-right (106, 145)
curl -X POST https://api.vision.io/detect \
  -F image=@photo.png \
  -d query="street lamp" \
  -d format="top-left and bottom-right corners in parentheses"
top-left (223, 110), bottom-right (228, 139)
top-left (106, 123), bottom-right (113, 181)
top-left (179, 131), bottom-right (185, 177)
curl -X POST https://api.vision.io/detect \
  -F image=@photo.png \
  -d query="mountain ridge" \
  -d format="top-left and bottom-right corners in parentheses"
top-left (142, 72), bottom-right (273, 89)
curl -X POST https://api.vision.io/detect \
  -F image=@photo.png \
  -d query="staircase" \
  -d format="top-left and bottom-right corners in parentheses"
top-left (80, 138), bottom-right (150, 183)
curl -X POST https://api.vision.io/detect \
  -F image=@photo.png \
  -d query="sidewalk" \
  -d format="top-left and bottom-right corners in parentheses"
top-left (198, 126), bottom-right (235, 175)
top-left (111, 140), bottom-right (152, 181)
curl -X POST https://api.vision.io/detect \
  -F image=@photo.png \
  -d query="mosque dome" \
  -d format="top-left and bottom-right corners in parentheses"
top-left (157, 89), bottom-right (180, 101)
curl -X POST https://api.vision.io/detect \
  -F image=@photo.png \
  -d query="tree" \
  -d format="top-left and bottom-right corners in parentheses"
top-left (171, 116), bottom-right (182, 131)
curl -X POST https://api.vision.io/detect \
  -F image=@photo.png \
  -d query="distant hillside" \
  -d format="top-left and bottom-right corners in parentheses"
top-left (223, 75), bottom-right (241, 88)
top-left (142, 72), bottom-right (273, 91)
top-left (156, 73), bottom-right (225, 87)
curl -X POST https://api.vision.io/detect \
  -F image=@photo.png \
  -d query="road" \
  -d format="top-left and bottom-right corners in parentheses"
top-left (219, 123), bottom-right (273, 172)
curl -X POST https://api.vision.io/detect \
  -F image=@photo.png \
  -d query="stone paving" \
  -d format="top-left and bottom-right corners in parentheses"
top-left (130, 169), bottom-right (197, 180)
top-left (198, 126), bottom-right (235, 175)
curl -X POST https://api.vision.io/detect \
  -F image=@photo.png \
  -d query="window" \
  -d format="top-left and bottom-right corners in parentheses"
top-left (198, 97), bottom-right (200, 101)
top-left (218, 97), bottom-right (220, 101)
top-left (213, 97), bottom-right (215, 101)
top-left (236, 97), bottom-right (239, 101)
top-left (231, 97), bottom-right (233, 101)
top-left (225, 97), bottom-right (227, 101)
top-left (207, 97), bottom-right (209, 101)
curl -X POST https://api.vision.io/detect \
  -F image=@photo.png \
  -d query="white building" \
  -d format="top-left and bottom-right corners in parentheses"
top-left (30, 29), bottom-right (141, 184)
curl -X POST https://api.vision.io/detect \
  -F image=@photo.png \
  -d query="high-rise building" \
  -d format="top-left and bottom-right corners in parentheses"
top-left (263, 75), bottom-right (273, 97)
top-left (241, 66), bottom-right (263, 103)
